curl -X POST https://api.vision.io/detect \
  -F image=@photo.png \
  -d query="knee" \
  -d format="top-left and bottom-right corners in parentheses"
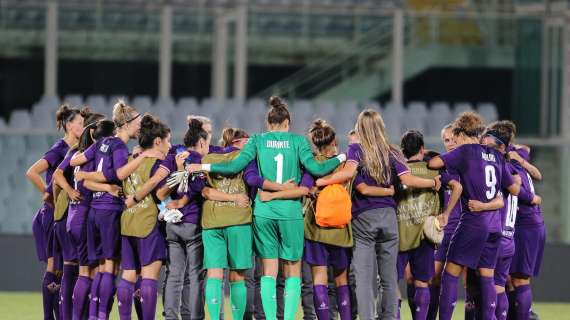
top-left (511, 276), bottom-right (530, 287)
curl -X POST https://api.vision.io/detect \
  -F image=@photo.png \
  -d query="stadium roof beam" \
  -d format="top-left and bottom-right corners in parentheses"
top-left (211, 5), bottom-right (248, 101)
top-left (44, 0), bottom-right (58, 100)
top-left (159, 3), bottom-right (173, 100)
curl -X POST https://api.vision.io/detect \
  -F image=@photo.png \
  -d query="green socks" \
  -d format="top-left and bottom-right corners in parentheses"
top-left (260, 276), bottom-right (277, 320)
top-left (284, 277), bottom-right (302, 320)
top-left (230, 280), bottom-right (247, 320)
top-left (205, 278), bottom-right (223, 320)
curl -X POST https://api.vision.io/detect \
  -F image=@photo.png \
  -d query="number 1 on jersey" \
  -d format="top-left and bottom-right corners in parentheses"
top-left (274, 153), bottom-right (284, 184)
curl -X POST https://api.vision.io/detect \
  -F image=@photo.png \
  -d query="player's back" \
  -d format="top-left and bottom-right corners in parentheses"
top-left (255, 131), bottom-right (304, 185)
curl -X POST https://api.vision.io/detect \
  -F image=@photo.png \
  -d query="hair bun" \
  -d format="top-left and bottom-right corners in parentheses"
top-left (80, 107), bottom-right (92, 118)
top-left (140, 114), bottom-right (156, 128)
top-left (269, 96), bottom-right (285, 108)
top-left (113, 100), bottom-right (127, 114)
top-left (188, 118), bottom-right (203, 130)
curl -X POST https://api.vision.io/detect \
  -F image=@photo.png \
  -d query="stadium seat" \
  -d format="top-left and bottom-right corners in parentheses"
top-left (26, 135), bottom-right (51, 153)
top-left (62, 94), bottom-right (84, 107)
top-left (426, 102), bottom-right (452, 137)
top-left (31, 107), bottom-right (56, 131)
top-left (86, 95), bottom-right (108, 115)
top-left (313, 100), bottom-right (337, 123)
top-left (240, 99), bottom-right (266, 134)
top-left (9, 110), bottom-right (32, 130)
top-left (478, 102), bottom-right (498, 122)
top-left (177, 97), bottom-right (199, 112)
top-left (132, 95), bottom-right (153, 114)
top-left (35, 96), bottom-right (61, 113)
top-left (334, 101), bottom-right (359, 135)
top-left (404, 101), bottom-right (428, 133)
top-left (108, 95), bottom-right (129, 108)
top-left (154, 97), bottom-right (176, 123)
top-left (452, 102), bottom-right (474, 118)
top-left (291, 100), bottom-right (315, 134)
top-left (382, 102), bottom-right (405, 140)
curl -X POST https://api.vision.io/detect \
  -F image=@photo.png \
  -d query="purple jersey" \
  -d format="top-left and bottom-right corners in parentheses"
top-left (500, 163), bottom-right (519, 240)
top-left (510, 160), bottom-right (543, 227)
top-left (84, 137), bottom-right (129, 211)
top-left (440, 144), bottom-right (514, 231)
top-left (43, 139), bottom-right (70, 189)
top-left (177, 151), bottom-right (206, 224)
top-left (440, 171), bottom-right (461, 233)
top-left (209, 145), bottom-right (225, 154)
top-left (57, 151), bottom-right (93, 205)
top-left (347, 143), bottom-right (409, 216)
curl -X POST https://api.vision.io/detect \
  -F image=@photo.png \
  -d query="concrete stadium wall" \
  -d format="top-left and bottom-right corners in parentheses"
top-left (0, 235), bottom-right (568, 302)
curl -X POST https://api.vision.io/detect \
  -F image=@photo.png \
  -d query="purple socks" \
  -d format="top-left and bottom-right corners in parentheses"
top-left (60, 265), bottom-right (79, 320)
top-left (140, 279), bottom-right (159, 320)
top-left (88, 272), bottom-right (102, 320)
top-left (438, 271), bottom-right (459, 320)
top-left (407, 283), bottom-right (416, 320)
top-left (335, 285), bottom-right (351, 320)
top-left (495, 291), bottom-right (509, 320)
top-left (413, 287), bottom-right (430, 320)
top-left (72, 276), bottom-right (92, 320)
top-left (42, 271), bottom-right (60, 320)
top-left (134, 277), bottom-right (143, 319)
top-left (117, 278), bottom-right (135, 320)
top-left (313, 285), bottom-right (330, 320)
top-left (479, 276), bottom-right (496, 320)
top-left (97, 272), bottom-right (116, 320)
top-left (514, 285), bottom-right (532, 320)
top-left (427, 284), bottom-right (439, 320)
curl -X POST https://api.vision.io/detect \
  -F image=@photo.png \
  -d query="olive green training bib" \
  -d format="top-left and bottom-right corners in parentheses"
top-left (121, 157), bottom-right (159, 238)
top-left (396, 161), bottom-right (440, 251)
top-left (54, 144), bottom-right (78, 221)
top-left (303, 156), bottom-right (354, 248)
top-left (201, 150), bottom-right (252, 229)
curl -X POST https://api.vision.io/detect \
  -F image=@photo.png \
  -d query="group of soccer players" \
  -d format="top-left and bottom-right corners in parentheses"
top-left (25, 95), bottom-right (545, 320)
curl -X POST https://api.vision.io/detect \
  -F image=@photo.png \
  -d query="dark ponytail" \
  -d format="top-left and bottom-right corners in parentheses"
top-left (308, 119), bottom-right (336, 151)
top-left (55, 104), bottom-right (82, 131)
top-left (92, 120), bottom-right (116, 141)
top-left (138, 115), bottom-right (171, 150)
top-left (266, 96), bottom-right (291, 125)
top-left (78, 112), bottom-right (105, 151)
top-left (184, 119), bottom-right (208, 148)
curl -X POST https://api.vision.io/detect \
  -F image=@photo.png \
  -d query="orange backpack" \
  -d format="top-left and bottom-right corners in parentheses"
top-left (315, 184), bottom-right (352, 228)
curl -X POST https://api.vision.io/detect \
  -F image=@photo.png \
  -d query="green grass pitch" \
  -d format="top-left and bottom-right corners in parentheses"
top-left (0, 291), bottom-right (567, 319)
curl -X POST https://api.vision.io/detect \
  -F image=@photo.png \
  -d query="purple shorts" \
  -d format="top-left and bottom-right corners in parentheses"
top-left (121, 225), bottom-right (166, 270)
top-left (434, 232), bottom-right (453, 262)
top-left (510, 224), bottom-right (546, 278)
top-left (87, 208), bottom-right (121, 261)
top-left (478, 232), bottom-right (501, 269)
top-left (67, 204), bottom-right (91, 265)
top-left (494, 237), bottom-right (515, 287)
top-left (447, 222), bottom-right (497, 270)
top-left (54, 214), bottom-right (78, 262)
top-left (32, 203), bottom-right (57, 262)
top-left (397, 239), bottom-right (435, 282)
top-left (303, 239), bottom-right (350, 270)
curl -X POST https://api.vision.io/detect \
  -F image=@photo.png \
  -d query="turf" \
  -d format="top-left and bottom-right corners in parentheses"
top-left (0, 291), bottom-right (567, 319)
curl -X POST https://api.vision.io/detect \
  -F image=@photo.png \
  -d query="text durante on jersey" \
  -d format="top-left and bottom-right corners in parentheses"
top-left (266, 140), bottom-right (290, 149)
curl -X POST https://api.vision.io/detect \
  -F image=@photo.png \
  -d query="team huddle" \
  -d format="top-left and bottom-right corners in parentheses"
top-left (26, 95), bottom-right (545, 320)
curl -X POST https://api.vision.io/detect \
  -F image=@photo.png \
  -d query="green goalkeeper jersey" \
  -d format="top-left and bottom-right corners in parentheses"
top-left (209, 131), bottom-right (341, 220)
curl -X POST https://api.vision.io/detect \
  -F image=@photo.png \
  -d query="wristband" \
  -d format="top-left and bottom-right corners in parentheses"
top-left (336, 153), bottom-right (347, 162)
top-left (201, 164), bottom-right (211, 172)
